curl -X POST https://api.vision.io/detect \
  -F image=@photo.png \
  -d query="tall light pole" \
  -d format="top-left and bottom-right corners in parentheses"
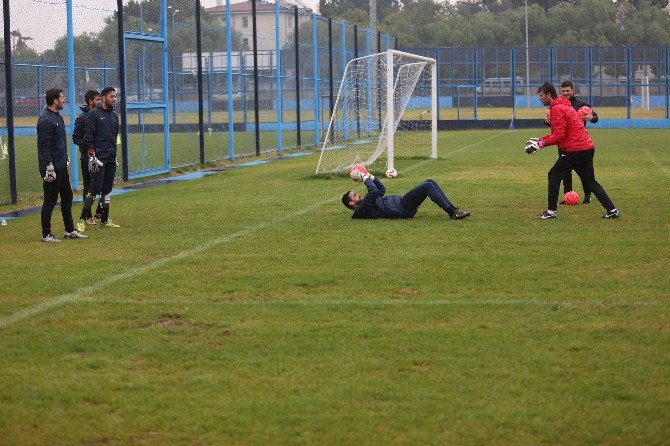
top-left (525, 0), bottom-right (530, 107)
top-left (370, 0), bottom-right (377, 32)
top-left (168, 6), bottom-right (180, 35)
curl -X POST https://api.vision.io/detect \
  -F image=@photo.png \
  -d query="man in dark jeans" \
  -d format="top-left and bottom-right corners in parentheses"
top-left (342, 172), bottom-right (470, 220)
top-left (525, 83), bottom-right (618, 219)
top-left (82, 86), bottom-right (120, 228)
top-left (73, 89), bottom-right (102, 232)
top-left (545, 80), bottom-right (599, 204)
top-left (37, 88), bottom-right (88, 242)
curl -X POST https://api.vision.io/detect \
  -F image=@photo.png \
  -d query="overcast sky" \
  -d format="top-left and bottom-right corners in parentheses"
top-left (5, 0), bottom-right (320, 53)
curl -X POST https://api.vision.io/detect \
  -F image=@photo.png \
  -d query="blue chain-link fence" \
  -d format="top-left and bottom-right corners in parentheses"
top-left (0, 0), bottom-right (396, 205)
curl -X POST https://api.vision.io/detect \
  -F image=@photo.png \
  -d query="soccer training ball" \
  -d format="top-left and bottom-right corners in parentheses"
top-left (349, 164), bottom-right (368, 181)
top-left (564, 191), bottom-right (580, 205)
top-left (577, 106), bottom-right (592, 118)
top-left (386, 168), bottom-right (398, 179)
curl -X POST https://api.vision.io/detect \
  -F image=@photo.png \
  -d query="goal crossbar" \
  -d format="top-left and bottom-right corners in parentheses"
top-left (315, 49), bottom-right (437, 175)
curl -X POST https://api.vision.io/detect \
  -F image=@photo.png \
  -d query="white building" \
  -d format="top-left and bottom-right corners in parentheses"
top-left (205, 1), bottom-right (312, 51)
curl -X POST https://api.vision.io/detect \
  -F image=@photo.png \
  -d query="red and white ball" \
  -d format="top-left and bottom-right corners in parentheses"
top-left (385, 168), bottom-right (398, 179)
top-left (564, 191), bottom-right (580, 205)
top-left (349, 164), bottom-right (368, 181)
top-left (577, 106), bottom-right (592, 119)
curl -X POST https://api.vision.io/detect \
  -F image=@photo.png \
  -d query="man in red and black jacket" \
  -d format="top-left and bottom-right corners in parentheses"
top-left (525, 83), bottom-right (619, 220)
top-left (544, 80), bottom-right (599, 204)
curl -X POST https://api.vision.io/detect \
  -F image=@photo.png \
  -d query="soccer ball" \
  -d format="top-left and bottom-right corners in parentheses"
top-left (386, 168), bottom-right (398, 179)
top-left (577, 106), bottom-right (592, 118)
top-left (564, 191), bottom-right (580, 205)
top-left (349, 164), bottom-right (368, 181)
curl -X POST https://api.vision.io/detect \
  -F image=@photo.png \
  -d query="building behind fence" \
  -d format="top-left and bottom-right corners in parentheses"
top-left (0, 0), bottom-right (396, 205)
top-left (1, 0), bottom-right (669, 205)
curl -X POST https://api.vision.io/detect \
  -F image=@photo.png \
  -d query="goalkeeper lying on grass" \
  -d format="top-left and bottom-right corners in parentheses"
top-left (342, 168), bottom-right (471, 220)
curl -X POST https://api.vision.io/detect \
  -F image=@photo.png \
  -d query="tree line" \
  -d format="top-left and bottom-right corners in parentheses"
top-left (320, 0), bottom-right (670, 47)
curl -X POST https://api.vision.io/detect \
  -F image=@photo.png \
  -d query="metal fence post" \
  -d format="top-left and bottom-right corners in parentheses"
top-left (226, 0), bottom-right (234, 159)
top-left (196, 0), bottom-right (205, 165)
top-left (627, 46), bottom-right (632, 119)
top-left (251, 0), bottom-right (260, 156)
top-left (294, 6), bottom-right (301, 147)
top-left (116, 0), bottom-right (129, 181)
top-left (275, 0), bottom-right (283, 154)
top-left (66, 0), bottom-right (78, 189)
top-left (312, 13), bottom-right (319, 147)
top-left (328, 18), bottom-right (333, 120)
top-left (3, 0), bottom-right (17, 203)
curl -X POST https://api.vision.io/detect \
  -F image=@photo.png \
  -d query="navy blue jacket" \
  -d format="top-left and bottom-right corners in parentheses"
top-left (83, 104), bottom-right (119, 163)
top-left (36, 107), bottom-right (68, 174)
top-left (352, 177), bottom-right (408, 219)
top-left (72, 105), bottom-right (91, 158)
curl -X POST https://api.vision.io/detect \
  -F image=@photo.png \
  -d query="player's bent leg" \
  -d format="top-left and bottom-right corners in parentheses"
top-left (573, 151), bottom-right (616, 213)
top-left (423, 180), bottom-right (470, 219)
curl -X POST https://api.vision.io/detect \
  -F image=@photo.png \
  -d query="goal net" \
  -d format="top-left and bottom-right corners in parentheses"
top-left (315, 50), bottom-right (437, 175)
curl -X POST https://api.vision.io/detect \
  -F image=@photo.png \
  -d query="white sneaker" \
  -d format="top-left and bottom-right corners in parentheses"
top-left (64, 230), bottom-right (89, 239)
top-left (41, 234), bottom-right (61, 242)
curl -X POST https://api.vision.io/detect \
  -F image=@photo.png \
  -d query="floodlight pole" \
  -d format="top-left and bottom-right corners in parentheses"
top-left (370, 0), bottom-right (377, 32)
top-left (525, 0), bottom-right (530, 108)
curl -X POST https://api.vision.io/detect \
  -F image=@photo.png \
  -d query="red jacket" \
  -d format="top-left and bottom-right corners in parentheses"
top-left (540, 96), bottom-right (594, 152)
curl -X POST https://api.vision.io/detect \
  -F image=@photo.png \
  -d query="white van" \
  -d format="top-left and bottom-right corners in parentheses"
top-left (476, 76), bottom-right (524, 95)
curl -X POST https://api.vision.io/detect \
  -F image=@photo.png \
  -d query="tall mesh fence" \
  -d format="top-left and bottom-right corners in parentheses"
top-left (408, 45), bottom-right (670, 121)
top-left (2, 1), bottom-right (667, 206)
top-left (0, 0), bottom-right (392, 204)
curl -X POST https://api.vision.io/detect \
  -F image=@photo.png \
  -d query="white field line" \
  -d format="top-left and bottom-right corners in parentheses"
top-left (0, 199), bottom-right (333, 329)
top-left (84, 298), bottom-right (664, 308)
top-left (642, 149), bottom-right (670, 178)
top-left (0, 132), bottom-right (507, 329)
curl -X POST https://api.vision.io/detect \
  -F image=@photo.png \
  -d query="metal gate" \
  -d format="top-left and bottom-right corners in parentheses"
top-left (122, 1), bottom-right (170, 179)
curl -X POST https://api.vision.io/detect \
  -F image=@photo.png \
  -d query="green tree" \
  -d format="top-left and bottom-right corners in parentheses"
top-left (320, 0), bottom-right (403, 23)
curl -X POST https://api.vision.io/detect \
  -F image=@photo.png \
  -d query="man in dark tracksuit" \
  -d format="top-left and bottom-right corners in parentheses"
top-left (37, 88), bottom-right (88, 242)
top-left (545, 80), bottom-right (599, 204)
top-left (72, 89), bottom-right (101, 231)
top-left (525, 82), bottom-right (618, 219)
top-left (82, 86), bottom-right (120, 228)
top-left (342, 173), bottom-right (471, 220)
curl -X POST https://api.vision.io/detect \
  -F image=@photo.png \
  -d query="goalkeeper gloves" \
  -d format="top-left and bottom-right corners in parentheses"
top-left (43, 163), bottom-right (56, 182)
top-left (524, 138), bottom-right (545, 155)
top-left (87, 149), bottom-right (103, 172)
top-left (361, 172), bottom-right (375, 182)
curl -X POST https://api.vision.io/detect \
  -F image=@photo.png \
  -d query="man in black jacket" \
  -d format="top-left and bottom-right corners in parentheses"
top-left (73, 89), bottom-right (101, 231)
top-left (342, 172), bottom-right (470, 220)
top-left (37, 88), bottom-right (88, 242)
top-left (82, 86), bottom-right (120, 228)
top-left (545, 80), bottom-right (599, 204)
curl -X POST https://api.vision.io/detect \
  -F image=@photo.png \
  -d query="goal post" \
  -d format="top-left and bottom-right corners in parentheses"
top-left (315, 49), bottom-right (437, 175)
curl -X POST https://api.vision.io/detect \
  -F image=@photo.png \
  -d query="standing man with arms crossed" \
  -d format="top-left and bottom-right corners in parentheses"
top-left (525, 83), bottom-right (618, 219)
top-left (82, 86), bottom-right (121, 228)
top-left (37, 88), bottom-right (88, 242)
top-left (73, 90), bottom-right (102, 232)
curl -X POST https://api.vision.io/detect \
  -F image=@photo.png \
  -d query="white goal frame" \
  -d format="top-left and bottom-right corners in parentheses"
top-left (315, 49), bottom-right (437, 175)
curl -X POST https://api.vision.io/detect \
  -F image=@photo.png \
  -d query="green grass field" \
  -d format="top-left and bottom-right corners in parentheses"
top-left (1, 129), bottom-right (669, 445)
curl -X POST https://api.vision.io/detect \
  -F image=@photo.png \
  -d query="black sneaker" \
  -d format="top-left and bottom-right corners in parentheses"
top-left (450, 208), bottom-right (471, 220)
top-left (582, 195), bottom-right (592, 204)
top-left (539, 210), bottom-right (557, 219)
top-left (602, 208), bottom-right (620, 219)
top-left (559, 200), bottom-right (566, 205)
